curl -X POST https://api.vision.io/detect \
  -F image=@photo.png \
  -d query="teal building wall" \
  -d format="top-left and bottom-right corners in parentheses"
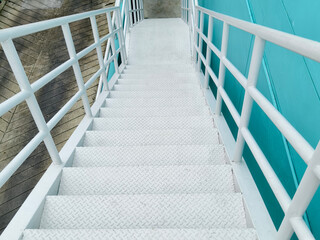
top-left (198, 0), bottom-right (320, 238)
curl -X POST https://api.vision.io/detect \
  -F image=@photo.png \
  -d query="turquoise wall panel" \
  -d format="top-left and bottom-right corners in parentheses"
top-left (199, 0), bottom-right (320, 237)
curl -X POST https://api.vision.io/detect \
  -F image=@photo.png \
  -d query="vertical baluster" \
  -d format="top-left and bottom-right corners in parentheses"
top-left (197, 11), bottom-right (204, 71)
top-left (128, 0), bottom-right (133, 27)
top-left (106, 12), bottom-right (120, 74)
top-left (204, 16), bottom-right (214, 89)
top-left (62, 24), bottom-right (93, 118)
top-left (215, 22), bottom-right (230, 112)
top-left (116, 8), bottom-right (127, 64)
top-left (233, 36), bottom-right (265, 162)
top-left (277, 141), bottom-right (320, 239)
top-left (90, 16), bottom-right (109, 92)
top-left (132, 0), bottom-right (137, 25)
top-left (1, 39), bottom-right (62, 165)
top-left (193, 8), bottom-right (199, 62)
top-left (141, 0), bottom-right (144, 20)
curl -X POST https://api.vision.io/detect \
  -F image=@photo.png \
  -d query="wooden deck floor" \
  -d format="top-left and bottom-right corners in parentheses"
top-left (0, 0), bottom-right (115, 232)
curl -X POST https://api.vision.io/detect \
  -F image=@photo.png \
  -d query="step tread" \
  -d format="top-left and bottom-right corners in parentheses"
top-left (59, 165), bottom-right (234, 195)
top-left (73, 144), bottom-right (226, 167)
top-left (83, 128), bottom-right (219, 147)
top-left (109, 90), bottom-right (203, 98)
top-left (104, 97), bottom-right (206, 107)
top-left (99, 106), bottom-right (211, 117)
top-left (92, 116), bottom-right (214, 130)
top-left (40, 193), bottom-right (247, 229)
top-left (113, 83), bottom-right (200, 90)
top-left (23, 228), bottom-right (257, 240)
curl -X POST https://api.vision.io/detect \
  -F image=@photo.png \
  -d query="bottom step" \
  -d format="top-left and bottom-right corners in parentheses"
top-left (23, 229), bottom-right (257, 240)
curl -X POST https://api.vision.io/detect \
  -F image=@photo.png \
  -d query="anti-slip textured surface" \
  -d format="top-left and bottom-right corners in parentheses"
top-left (40, 194), bottom-right (246, 229)
top-left (59, 165), bottom-right (235, 195)
top-left (92, 116), bottom-right (213, 130)
top-left (72, 144), bottom-right (227, 167)
top-left (23, 19), bottom-right (256, 239)
top-left (23, 229), bottom-right (257, 240)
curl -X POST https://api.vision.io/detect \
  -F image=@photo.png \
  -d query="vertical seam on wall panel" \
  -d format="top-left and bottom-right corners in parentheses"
top-left (280, 0), bottom-right (320, 101)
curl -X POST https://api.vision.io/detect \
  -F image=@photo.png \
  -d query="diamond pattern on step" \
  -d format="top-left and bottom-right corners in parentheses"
top-left (59, 165), bottom-right (234, 195)
top-left (83, 128), bottom-right (219, 147)
top-left (23, 228), bottom-right (258, 240)
top-left (40, 193), bottom-right (246, 229)
top-left (92, 116), bottom-right (213, 130)
top-left (99, 106), bottom-right (211, 118)
top-left (109, 89), bottom-right (203, 98)
top-left (113, 83), bottom-right (199, 91)
top-left (73, 144), bottom-right (227, 167)
top-left (105, 97), bottom-right (205, 108)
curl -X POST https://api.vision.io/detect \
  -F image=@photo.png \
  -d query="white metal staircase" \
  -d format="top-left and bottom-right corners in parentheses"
top-left (22, 18), bottom-right (257, 239)
top-left (1, 0), bottom-right (320, 239)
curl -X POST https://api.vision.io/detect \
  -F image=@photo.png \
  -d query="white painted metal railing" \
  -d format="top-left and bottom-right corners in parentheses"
top-left (96, 0), bottom-right (144, 99)
top-left (183, 1), bottom-right (320, 239)
top-left (0, 0), bottom-right (143, 189)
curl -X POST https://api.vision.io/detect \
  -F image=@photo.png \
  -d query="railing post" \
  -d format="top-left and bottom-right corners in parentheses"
top-left (61, 24), bottom-right (93, 118)
top-left (132, 0), bottom-right (137, 25)
top-left (193, 8), bottom-right (199, 62)
top-left (1, 39), bottom-right (62, 165)
top-left (203, 16), bottom-right (214, 89)
top-left (116, 8), bottom-right (128, 64)
top-left (197, 11), bottom-right (204, 71)
top-left (277, 141), bottom-right (320, 240)
top-left (106, 12), bottom-right (120, 74)
top-left (233, 36), bottom-right (265, 162)
top-left (128, 0), bottom-right (133, 27)
top-left (215, 22), bottom-right (230, 111)
top-left (90, 16), bottom-right (109, 92)
top-left (140, 0), bottom-right (144, 20)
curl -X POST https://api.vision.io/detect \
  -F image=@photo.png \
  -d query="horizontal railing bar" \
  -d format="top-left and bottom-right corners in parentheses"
top-left (241, 127), bottom-right (292, 211)
top-left (222, 56), bottom-right (247, 89)
top-left (181, 7), bottom-right (190, 10)
top-left (290, 217), bottom-right (315, 240)
top-left (129, 8), bottom-right (143, 12)
top-left (207, 65), bottom-right (219, 87)
top-left (196, 6), bottom-right (320, 62)
top-left (195, 45), bottom-right (219, 87)
top-left (105, 48), bottom-right (122, 66)
top-left (0, 90), bottom-right (31, 117)
top-left (0, 131), bottom-right (46, 188)
top-left (0, 6), bottom-right (119, 42)
top-left (248, 86), bottom-right (314, 164)
top-left (31, 58), bottom-right (77, 93)
top-left (47, 89), bottom-right (83, 130)
top-left (197, 29), bottom-right (221, 58)
top-left (77, 29), bottom-right (120, 60)
top-left (85, 68), bottom-right (104, 90)
top-left (218, 86), bottom-right (241, 126)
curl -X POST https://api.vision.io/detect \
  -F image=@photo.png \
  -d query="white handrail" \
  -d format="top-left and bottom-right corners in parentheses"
top-left (183, 1), bottom-right (320, 239)
top-left (0, 5), bottom-right (127, 189)
top-left (95, 0), bottom-right (144, 99)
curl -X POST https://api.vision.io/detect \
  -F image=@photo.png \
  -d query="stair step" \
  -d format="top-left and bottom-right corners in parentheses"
top-left (109, 89), bottom-right (203, 98)
top-left (39, 193), bottom-right (247, 229)
top-left (23, 228), bottom-right (258, 240)
top-left (83, 128), bottom-right (219, 147)
top-left (99, 106), bottom-right (211, 118)
top-left (120, 72), bottom-right (197, 79)
top-left (59, 165), bottom-right (234, 195)
top-left (113, 83), bottom-right (199, 91)
top-left (72, 144), bottom-right (226, 167)
top-left (92, 116), bottom-right (213, 130)
top-left (124, 63), bottom-right (195, 72)
top-left (104, 97), bottom-right (206, 108)
top-left (123, 68), bottom-right (195, 74)
top-left (117, 77), bottom-right (197, 85)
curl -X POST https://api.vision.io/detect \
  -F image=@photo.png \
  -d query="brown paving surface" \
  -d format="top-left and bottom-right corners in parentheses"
top-left (0, 0), bottom-right (115, 232)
